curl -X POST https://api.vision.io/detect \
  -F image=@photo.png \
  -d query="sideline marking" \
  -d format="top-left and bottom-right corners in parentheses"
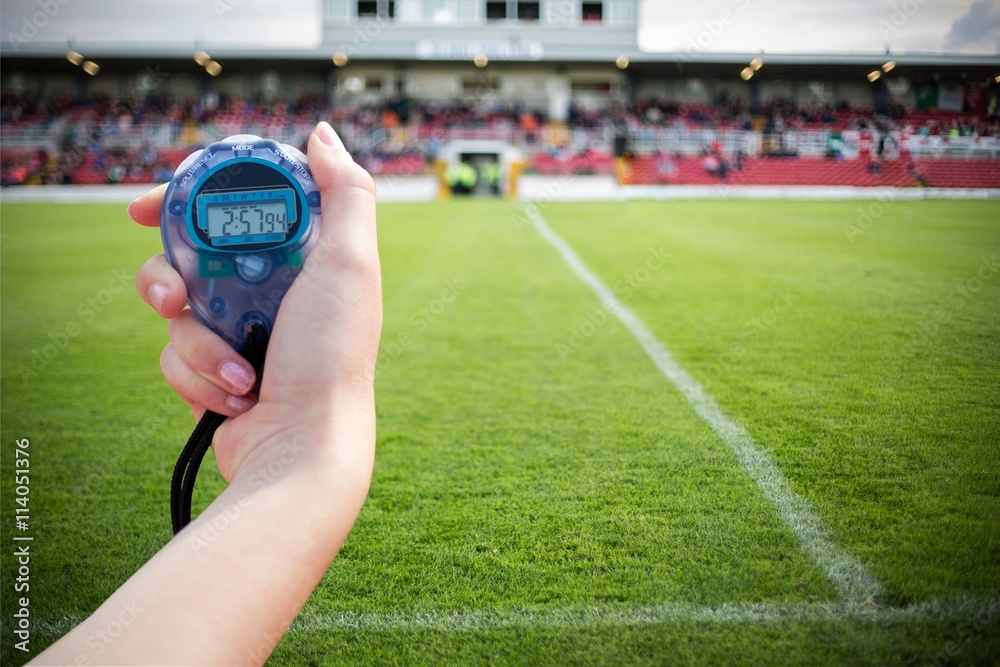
top-left (526, 207), bottom-right (882, 604)
top-left (292, 595), bottom-right (998, 631)
top-left (27, 596), bottom-right (999, 635)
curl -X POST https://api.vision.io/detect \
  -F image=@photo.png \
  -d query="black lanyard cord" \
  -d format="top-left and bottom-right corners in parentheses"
top-left (170, 322), bottom-right (269, 535)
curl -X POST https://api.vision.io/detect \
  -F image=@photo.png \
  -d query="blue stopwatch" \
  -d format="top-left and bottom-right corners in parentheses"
top-left (161, 135), bottom-right (321, 350)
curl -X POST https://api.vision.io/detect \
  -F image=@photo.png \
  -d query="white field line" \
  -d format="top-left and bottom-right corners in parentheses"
top-left (291, 595), bottom-right (1000, 631)
top-left (525, 207), bottom-right (883, 605)
top-left (21, 596), bottom-right (999, 636)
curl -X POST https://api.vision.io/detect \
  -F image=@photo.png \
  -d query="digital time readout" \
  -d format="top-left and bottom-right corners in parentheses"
top-left (195, 187), bottom-right (297, 247)
top-left (206, 200), bottom-right (289, 238)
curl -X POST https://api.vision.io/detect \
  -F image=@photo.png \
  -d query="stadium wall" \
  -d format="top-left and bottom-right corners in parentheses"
top-left (515, 176), bottom-right (1000, 201)
top-left (0, 175), bottom-right (440, 204)
top-left (4, 178), bottom-right (998, 205)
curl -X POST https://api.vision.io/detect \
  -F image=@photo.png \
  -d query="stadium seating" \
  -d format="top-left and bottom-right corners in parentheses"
top-left (606, 155), bottom-right (1000, 189)
top-left (911, 158), bottom-right (1000, 189)
top-left (532, 151), bottom-right (616, 176)
top-left (620, 155), bottom-right (917, 187)
top-left (1, 92), bottom-right (997, 188)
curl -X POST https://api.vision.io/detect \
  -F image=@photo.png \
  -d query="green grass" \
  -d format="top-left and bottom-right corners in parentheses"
top-left (2, 198), bottom-right (998, 665)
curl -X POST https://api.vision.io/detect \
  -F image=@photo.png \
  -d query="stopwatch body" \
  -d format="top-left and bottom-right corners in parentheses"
top-left (161, 135), bottom-right (321, 350)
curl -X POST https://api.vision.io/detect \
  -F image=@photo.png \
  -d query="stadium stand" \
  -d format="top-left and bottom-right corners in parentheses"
top-left (620, 155), bottom-right (917, 187)
top-left (911, 158), bottom-right (1000, 189)
top-left (3, 90), bottom-right (997, 189)
top-left (2, 0), bottom-right (998, 196)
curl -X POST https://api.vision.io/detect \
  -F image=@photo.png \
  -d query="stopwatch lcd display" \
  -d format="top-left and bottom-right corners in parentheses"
top-left (196, 188), bottom-right (296, 247)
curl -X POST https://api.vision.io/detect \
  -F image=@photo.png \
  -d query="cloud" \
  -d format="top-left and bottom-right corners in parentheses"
top-left (944, 0), bottom-right (1000, 52)
top-left (0, 0), bottom-right (320, 47)
top-left (637, 0), bottom-right (959, 54)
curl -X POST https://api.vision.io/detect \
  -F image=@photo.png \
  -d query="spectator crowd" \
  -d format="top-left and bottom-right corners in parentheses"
top-left (3, 90), bottom-right (998, 186)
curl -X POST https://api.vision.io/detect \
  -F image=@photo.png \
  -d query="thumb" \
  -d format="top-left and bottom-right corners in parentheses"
top-left (210, 123), bottom-right (382, 480)
top-left (252, 122), bottom-right (381, 393)
top-left (305, 121), bottom-right (379, 274)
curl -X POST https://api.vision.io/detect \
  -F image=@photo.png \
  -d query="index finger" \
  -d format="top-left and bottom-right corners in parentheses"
top-left (127, 183), bottom-right (168, 227)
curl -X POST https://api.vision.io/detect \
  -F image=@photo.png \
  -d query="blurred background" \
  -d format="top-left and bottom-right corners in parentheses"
top-left (1, 0), bottom-right (998, 193)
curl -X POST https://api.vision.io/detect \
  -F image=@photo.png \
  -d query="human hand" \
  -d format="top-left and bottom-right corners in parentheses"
top-left (129, 122), bottom-right (382, 485)
top-left (30, 125), bottom-right (382, 666)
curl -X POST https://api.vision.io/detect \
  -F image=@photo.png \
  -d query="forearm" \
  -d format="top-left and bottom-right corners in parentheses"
top-left (35, 121), bottom-right (382, 666)
top-left (32, 397), bottom-right (375, 666)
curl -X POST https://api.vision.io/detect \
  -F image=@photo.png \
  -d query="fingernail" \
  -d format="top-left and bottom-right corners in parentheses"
top-left (316, 121), bottom-right (342, 148)
top-left (149, 282), bottom-right (169, 311)
top-left (226, 394), bottom-right (257, 414)
top-left (219, 361), bottom-right (254, 393)
top-left (127, 197), bottom-right (140, 218)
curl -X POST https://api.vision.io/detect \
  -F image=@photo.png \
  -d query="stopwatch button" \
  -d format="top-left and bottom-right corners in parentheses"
top-left (174, 148), bottom-right (204, 175)
top-left (168, 200), bottom-right (184, 216)
top-left (235, 254), bottom-right (271, 283)
top-left (209, 297), bottom-right (226, 315)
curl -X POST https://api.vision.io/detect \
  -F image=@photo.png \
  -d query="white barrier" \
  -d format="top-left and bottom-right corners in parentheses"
top-left (516, 175), bottom-right (1000, 201)
top-left (0, 175), bottom-right (441, 204)
top-left (0, 184), bottom-right (154, 204)
top-left (2, 176), bottom-right (998, 205)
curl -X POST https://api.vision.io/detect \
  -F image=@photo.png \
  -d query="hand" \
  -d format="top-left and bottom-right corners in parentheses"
top-left (129, 122), bottom-right (382, 484)
top-left (31, 123), bottom-right (383, 666)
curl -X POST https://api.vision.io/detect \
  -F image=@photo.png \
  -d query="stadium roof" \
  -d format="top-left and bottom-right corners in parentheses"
top-left (3, 39), bottom-right (998, 68)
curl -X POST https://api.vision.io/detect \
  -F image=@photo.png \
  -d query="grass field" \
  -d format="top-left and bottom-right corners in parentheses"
top-left (2, 197), bottom-right (999, 665)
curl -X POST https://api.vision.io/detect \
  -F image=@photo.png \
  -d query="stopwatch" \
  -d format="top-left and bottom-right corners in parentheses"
top-left (161, 134), bottom-right (321, 350)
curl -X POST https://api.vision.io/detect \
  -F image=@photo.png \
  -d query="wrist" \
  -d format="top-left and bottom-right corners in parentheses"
top-left (223, 393), bottom-right (376, 500)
